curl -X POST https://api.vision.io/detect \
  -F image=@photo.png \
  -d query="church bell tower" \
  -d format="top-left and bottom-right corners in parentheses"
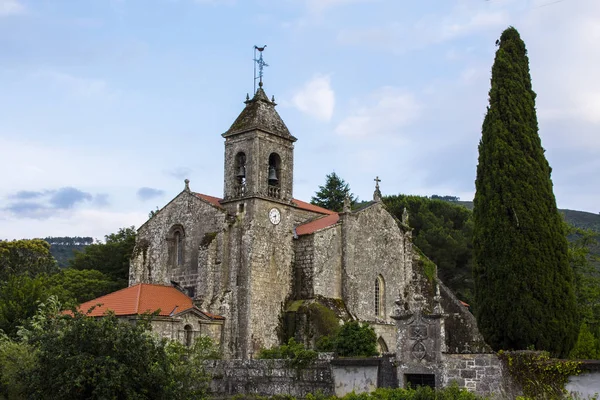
top-left (221, 83), bottom-right (297, 204)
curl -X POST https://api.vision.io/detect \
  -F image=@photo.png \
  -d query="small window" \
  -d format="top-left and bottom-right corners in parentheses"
top-left (186, 286), bottom-right (196, 299)
top-left (184, 324), bottom-right (193, 347)
top-left (405, 374), bottom-right (435, 388)
top-left (174, 231), bottom-right (183, 266)
top-left (167, 225), bottom-right (185, 267)
top-left (375, 275), bottom-right (385, 317)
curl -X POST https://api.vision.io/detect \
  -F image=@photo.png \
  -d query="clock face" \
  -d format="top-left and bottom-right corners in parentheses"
top-left (268, 208), bottom-right (281, 225)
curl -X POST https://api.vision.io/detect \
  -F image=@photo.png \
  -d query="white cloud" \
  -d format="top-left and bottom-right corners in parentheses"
top-left (292, 75), bottom-right (335, 121)
top-left (335, 87), bottom-right (420, 138)
top-left (0, 0), bottom-right (25, 16)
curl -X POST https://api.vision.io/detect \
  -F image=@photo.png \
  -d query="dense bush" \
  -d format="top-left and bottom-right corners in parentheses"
top-left (0, 297), bottom-right (218, 400)
top-left (317, 321), bottom-right (377, 357)
top-left (258, 338), bottom-right (318, 368)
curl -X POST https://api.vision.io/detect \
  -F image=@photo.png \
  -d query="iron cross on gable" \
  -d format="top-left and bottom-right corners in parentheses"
top-left (374, 176), bottom-right (381, 190)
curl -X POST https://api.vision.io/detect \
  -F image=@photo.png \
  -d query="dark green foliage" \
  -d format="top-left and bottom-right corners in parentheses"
top-left (0, 275), bottom-right (48, 338)
top-left (568, 226), bottom-right (600, 331)
top-left (11, 300), bottom-right (215, 400)
top-left (311, 172), bottom-right (357, 212)
top-left (383, 195), bottom-right (474, 304)
top-left (45, 236), bottom-right (93, 268)
top-left (70, 226), bottom-right (136, 288)
top-left (258, 338), bottom-right (317, 368)
top-left (317, 321), bottom-right (377, 357)
top-left (0, 239), bottom-right (58, 281)
top-left (498, 350), bottom-right (580, 398)
top-left (473, 27), bottom-right (578, 355)
top-left (569, 323), bottom-right (600, 359)
top-left (45, 268), bottom-right (121, 305)
top-left (238, 384), bottom-right (481, 400)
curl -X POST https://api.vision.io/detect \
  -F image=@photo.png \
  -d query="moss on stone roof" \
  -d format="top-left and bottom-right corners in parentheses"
top-left (223, 88), bottom-right (296, 141)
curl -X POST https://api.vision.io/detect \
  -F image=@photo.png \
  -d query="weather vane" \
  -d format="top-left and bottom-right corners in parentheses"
top-left (253, 45), bottom-right (268, 93)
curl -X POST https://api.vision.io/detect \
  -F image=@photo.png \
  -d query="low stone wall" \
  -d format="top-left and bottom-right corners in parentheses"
top-left (204, 359), bottom-right (334, 398)
top-left (441, 353), bottom-right (516, 397)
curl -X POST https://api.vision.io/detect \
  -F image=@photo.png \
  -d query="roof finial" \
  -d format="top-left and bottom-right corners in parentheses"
top-left (402, 207), bottom-right (410, 226)
top-left (184, 179), bottom-right (190, 192)
top-left (343, 194), bottom-right (351, 213)
top-left (373, 176), bottom-right (382, 202)
top-left (253, 45), bottom-right (268, 94)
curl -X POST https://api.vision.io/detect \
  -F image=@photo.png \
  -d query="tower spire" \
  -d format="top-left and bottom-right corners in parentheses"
top-left (253, 45), bottom-right (268, 94)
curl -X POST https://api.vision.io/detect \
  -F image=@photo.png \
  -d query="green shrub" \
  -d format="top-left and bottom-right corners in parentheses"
top-left (316, 321), bottom-right (377, 357)
top-left (258, 338), bottom-right (317, 368)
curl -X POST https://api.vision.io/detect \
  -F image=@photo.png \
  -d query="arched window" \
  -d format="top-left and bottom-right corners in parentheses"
top-left (184, 324), bottom-right (193, 347)
top-left (174, 231), bottom-right (183, 266)
top-left (375, 275), bottom-right (385, 318)
top-left (267, 153), bottom-right (281, 198)
top-left (167, 225), bottom-right (185, 267)
top-left (235, 152), bottom-right (246, 197)
top-left (377, 336), bottom-right (389, 354)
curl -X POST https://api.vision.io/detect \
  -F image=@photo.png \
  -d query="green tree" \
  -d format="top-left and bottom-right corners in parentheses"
top-left (0, 334), bottom-right (37, 399)
top-left (45, 269), bottom-right (120, 306)
top-left (24, 307), bottom-right (212, 399)
top-left (311, 172), bottom-right (357, 212)
top-left (70, 227), bottom-right (136, 287)
top-left (0, 239), bottom-right (58, 281)
top-left (568, 225), bottom-right (600, 330)
top-left (384, 194), bottom-right (475, 304)
top-left (472, 27), bottom-right (578, 355)
top-left (569, 323), bottom-right (599, 359)
top-left (317, 320), bottom-right (377, 357)
top-left (0, 275), bottom-right (48, 338)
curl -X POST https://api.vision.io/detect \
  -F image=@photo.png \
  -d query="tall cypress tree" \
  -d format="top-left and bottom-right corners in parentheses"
top-left (473, 27), bottom-right (578, 356)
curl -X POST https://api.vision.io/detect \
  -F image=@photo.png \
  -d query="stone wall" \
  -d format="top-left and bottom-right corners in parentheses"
top-left (341, 203), bottom-right (412, 325)
top-left (440, 353), bottom-right (515, 397)
top-left (205, 359), bottom-right (334, 398)
top-left (294, 225), bottom-right (343, 300)
top-left (130, 190), bottom-right (227, 288)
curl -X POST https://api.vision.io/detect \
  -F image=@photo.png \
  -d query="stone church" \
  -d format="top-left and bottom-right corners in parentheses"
top-left (128, 81), bottom-right (495, 387)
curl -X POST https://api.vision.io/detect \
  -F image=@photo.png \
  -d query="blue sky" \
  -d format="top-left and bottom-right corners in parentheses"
top-left (1, 0), bottom-right (598, 240)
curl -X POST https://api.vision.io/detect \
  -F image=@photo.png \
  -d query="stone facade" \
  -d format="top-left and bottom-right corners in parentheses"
top-left (128, 82), bottom-right (502, 396)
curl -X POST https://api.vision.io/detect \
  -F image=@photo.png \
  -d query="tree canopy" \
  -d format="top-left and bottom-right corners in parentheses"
top-left (0, 239), bottom-right (58, 281)
top-left (384, 194), bottom-right (474, 304)
top-left (310, 172), bottom-right (357, 212)
top-left (0, 298), bottom-right (216, 400)
top-left (472, 26), bottom-right (578, 356)
top-left (70, 227), bottom-right (136, 288)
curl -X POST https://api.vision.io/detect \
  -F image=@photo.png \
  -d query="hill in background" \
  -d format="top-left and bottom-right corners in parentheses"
top-left (44, 236), bottom-right (93, 268)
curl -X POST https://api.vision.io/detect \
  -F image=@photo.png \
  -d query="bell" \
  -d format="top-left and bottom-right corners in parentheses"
top-left (236, 166), bottom-right (246, 179)
top-left (268, 165), bottom-right (278, 183)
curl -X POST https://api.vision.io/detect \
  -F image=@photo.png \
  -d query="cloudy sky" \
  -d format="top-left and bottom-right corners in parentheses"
top-left (1, 0), bottom-right (598, 240)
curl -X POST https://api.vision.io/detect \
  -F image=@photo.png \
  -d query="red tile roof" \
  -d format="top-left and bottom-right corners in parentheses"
top-left (194, 193), bottom-right (224, 209)
top-left (291, 199), bottom-right (335, 215)
top-left (295, 213), bottom-right (340, 236)
top-left (77, 283), bottom-right (223, 319)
